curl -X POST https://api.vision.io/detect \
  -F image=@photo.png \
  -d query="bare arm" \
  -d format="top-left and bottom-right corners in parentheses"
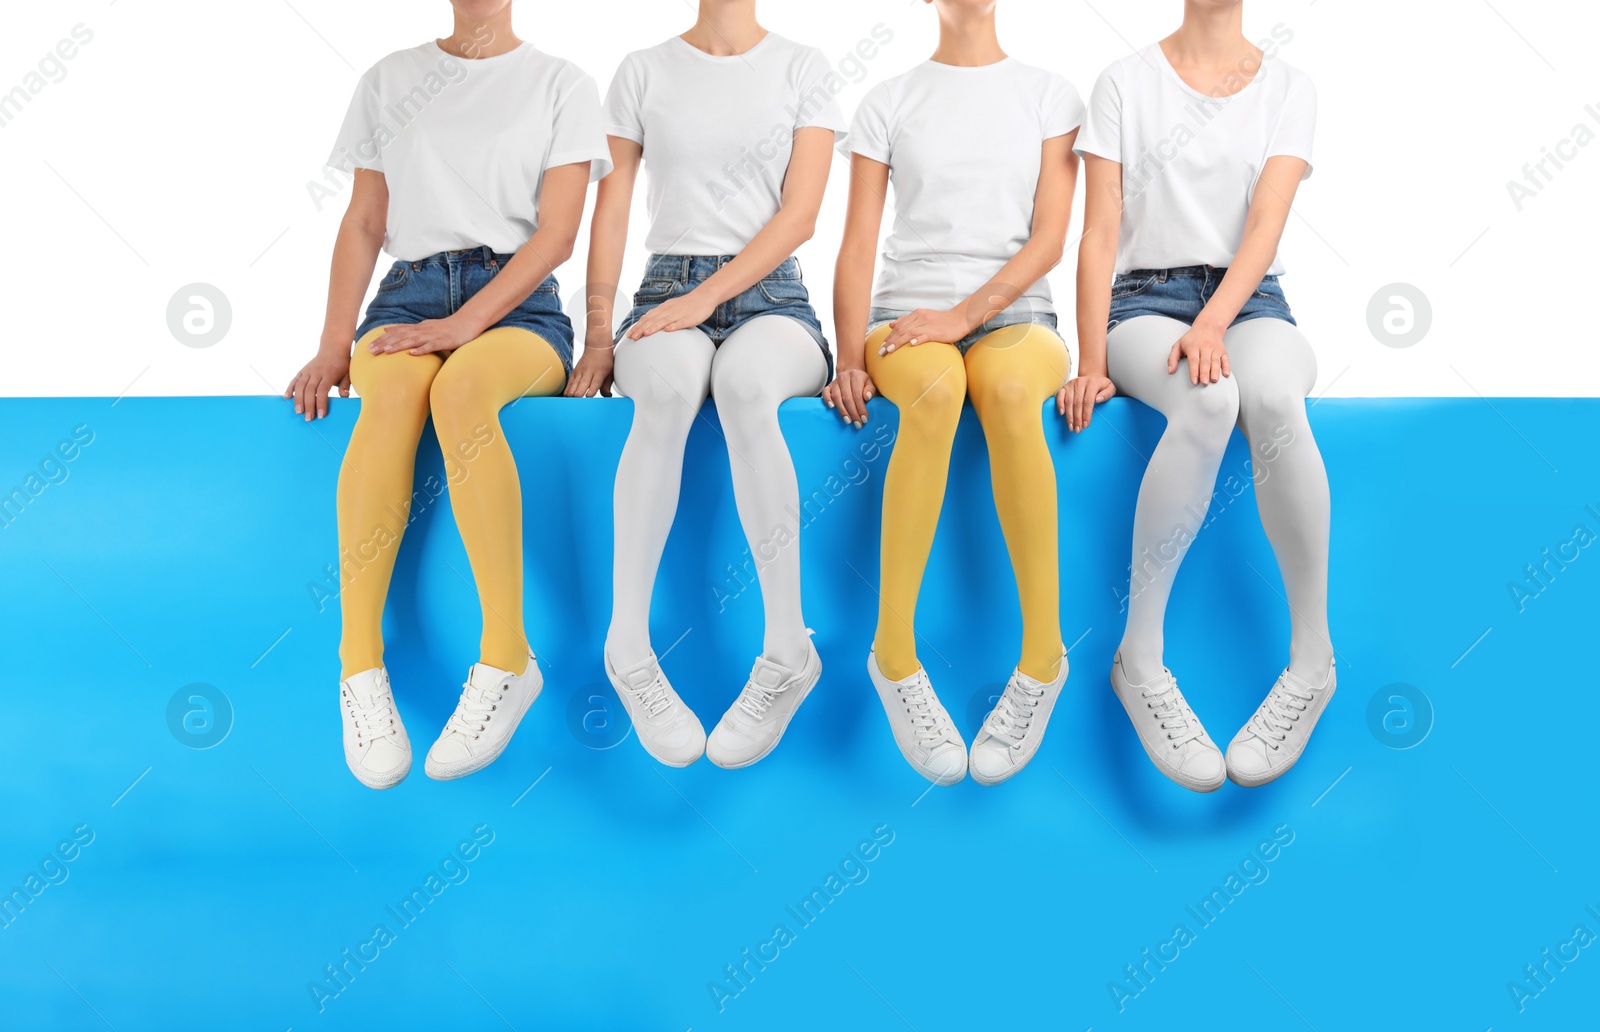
top-left (880, 131), bottom-right (1080, 354)
top-left (368, 161), bottom-right (593, 356)
top-left (1168, 155), bottom-right (1309, 385)
top-left (1061, 153), bottom-right (1121, 431)
top-left (822, 153), bottom-right (890, 427)
top-left (283, 168), bottom-right (387, 421)
top-left (566, 134), bottom-right (640, 397)
top-left (624, 126), bottom-right (837, 340)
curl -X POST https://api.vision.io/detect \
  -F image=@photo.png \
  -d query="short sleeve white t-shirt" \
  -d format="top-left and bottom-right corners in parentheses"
top-left (1074, 44), bottom-right (1316, 275)
top-left (603, 33), bottom-right (848, 256)
top-left (327, 42), bottom-right (613, 261)
top-left (844, 58), bottom-right (1084, 314)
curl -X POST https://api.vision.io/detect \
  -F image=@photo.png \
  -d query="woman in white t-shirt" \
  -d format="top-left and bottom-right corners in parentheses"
top-left (1072, 1), bottom-right (1335, 792)
top-left (574, 2), bottom-right (846, 769)
top-left (282, 1), bottom-right (611, 790)
top-left (825, 0), bottom-right (1094, 787)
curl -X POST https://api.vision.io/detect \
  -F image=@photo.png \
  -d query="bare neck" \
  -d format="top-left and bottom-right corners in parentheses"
top-left (681, 0), bottom-right (765, 56)
top-left (930, 5), bottom-right (1006, 67)
top-left (440, 8), bottom-right (520, 59)
top-left (1163, 1), bottom-right (1250, 65)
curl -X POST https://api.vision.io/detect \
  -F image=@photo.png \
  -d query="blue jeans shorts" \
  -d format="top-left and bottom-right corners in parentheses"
top-left (356, 246), bottom-right (576, 371)
top-left (1106, 265), bottom-right (1295, 334)
top-left (868, 302), bottom-right (1059, 354)
top-left (616, 254), bottom-right (834, 381)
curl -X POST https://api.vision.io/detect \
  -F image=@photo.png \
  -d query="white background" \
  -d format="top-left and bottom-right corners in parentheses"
top-left (1, 0), bottom-right (1594, 398)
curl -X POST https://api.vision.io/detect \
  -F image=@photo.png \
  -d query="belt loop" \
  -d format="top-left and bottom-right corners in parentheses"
top-left (1157, 269), bottom-right (1167, 283)
top-left (679, 255), bottom-right (690, 284)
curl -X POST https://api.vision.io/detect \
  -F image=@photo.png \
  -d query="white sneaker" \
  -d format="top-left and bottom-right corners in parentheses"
top-left (707, 641), bottom-right (822, 769)
top-left (606, 651), bottom-right (705, 767)
top-left (1110, 653), bottom-right (1225, 793)
top-left (340, 667), bottom-right (411, 790)
top-left (867, 652), bottom-right (967, 786)
top-left (969, 651), bottom-right (1069, 786)
top-left (1226, 662), bottom-right (1337, 787)
top-left (425, 650), bottom-right (543, 781)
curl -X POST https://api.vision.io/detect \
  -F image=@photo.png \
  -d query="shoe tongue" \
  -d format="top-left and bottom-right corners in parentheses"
top-left (616, 657), bottom-right (659, 690)
top-left (467, 662), bottom-right (509, 692)
top-left (1282, 668), bottom-right (1323, 694)
top-left (751, 659), bottom-right (788, 691)
top-left (345, 669), bottom-right (385, 703)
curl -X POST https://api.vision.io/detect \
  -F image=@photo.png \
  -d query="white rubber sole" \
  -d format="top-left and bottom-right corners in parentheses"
top-left (604, 653), bottom-right (706, 768)
top-left (346, 755), bottom-right (411, 791)
top-left (1110, 664), bottom-right (1224, 794)
top-left (969, 654), bottom-right (1070, 787)
top-left (707, 652), bottom-right (823, 770)
top-left (424, 662), bottom-right (544, 781)
top-left (1226, 680), bottom-right (1337, 788)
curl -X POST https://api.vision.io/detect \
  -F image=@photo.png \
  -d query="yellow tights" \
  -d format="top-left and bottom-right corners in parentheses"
top-left (337, 325), bottom-right (566, 679)
top-left (865, 322), bottom-right (1070, 683)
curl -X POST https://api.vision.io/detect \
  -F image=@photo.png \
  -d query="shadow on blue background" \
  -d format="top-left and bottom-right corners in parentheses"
top-left (0, 395), bottom-right (1594, 1030)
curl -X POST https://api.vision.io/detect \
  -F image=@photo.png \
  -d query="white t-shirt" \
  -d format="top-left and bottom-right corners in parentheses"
top-left (1074, 44), bottom-right (1316, 275)
top-left (604, 33), bottom-right (848, 256)
top-left (845, 58), bottom-right (1084, 313)
top-left (328, 41), bottom-right (613, 261)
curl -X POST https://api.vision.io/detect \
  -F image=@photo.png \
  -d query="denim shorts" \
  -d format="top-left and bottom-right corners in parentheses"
top-left (356, 246), bottom-right (576, 371)
top-left (868, 303), bottom-right (1059, 354)
top-left (616, 254), bottom-right (834, 381)
top-left (1106, 266), bottom-right (1295, 334)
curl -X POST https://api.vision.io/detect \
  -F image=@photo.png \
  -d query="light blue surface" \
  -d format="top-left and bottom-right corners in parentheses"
top-left (0, 395), bottom-right (1595, 1030)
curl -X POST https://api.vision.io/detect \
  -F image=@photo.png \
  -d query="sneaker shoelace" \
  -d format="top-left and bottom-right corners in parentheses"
top-left (1142, 676), bottom-right (1205, 750)
top-left (620, 663), bottom-right (674, 720)
top-left (896, 670), bottom-right (956, 746)
top-left (1244, 676), bottom-right (1314, 749)
top-left (735, 659), bottom-right (792, 719)
top-left (443, 678), bottom-right (508, 741)
top-left (986, 671), bottom-right (1047, 747)
top-left (346, 685), bottom-right (400, 744)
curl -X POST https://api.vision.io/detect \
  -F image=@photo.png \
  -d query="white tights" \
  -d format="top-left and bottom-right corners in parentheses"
top-left (607, 315), bottom-right (828, 672)
top-left (1108, 315), bottom-right (1334, 684)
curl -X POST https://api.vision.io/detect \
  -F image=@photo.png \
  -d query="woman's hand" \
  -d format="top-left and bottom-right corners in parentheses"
top-left (284, 349), bottom-right (351, 422)
top-left (879, 308), bottom-right (970, 355)
top-left (1168, 319), bottom-right (1230, 385)
top-left (626, 290), bottom-right (716, 340)
top-left (823, 368), bottom-right (876, 429)
top-left (566, 343), bottom-right (614, 397)
top-left (1056, 375), bottom-right (1116, 433)
top-left (367, 316), bottom-right (477, 356)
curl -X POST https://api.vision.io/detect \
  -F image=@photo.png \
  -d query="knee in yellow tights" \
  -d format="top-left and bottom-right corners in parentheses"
top-left (964, 323), bottom-right (1070, 681)
top-left (337, 325), bottom-right (565, 680)
top-left (426, 327), bottom-right (566, 674)
top-left (862, 321), bottom-right (1070, 684)
top-left (865, 325), bottom-right (967, 681)
top-left (338, 329), bottom-right (444, 678)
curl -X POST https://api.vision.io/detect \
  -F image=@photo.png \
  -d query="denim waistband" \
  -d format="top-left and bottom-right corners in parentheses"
top-left (404, 246), bottom-right (516, 269)
top-left (644, 254), bottom-right (803, 281)
top-left (1124, 265), bottom-right (1272, 281)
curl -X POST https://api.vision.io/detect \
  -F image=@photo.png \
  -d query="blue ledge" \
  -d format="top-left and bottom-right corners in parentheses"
top-left (0, 395), bottom-right (1595, 1030)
